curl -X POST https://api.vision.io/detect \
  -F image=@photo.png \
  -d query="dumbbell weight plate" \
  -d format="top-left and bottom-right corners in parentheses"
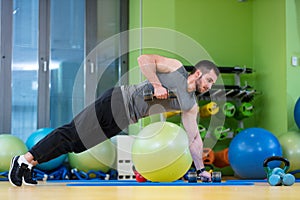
top-left (168, 90), bottom-right (177, 99)
top-left (214, 126), bottom-right (229, 140)
top-left (282, 173), bottom-right (296, 186)
top-left (222, 102), bottom-right (236, 118)
top-left (268, 174), bottom-right (282, 186)
top-left (187, 171), bottom-right (197, 183)
top-left (143, 89), bottom-right (154, 101)
top-left (211, 171), bottom-right (222, 182)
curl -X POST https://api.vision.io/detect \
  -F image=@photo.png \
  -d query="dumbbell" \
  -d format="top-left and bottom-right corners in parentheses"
top-left (143, 88), bottom-right (177, 101)
top-left (199, 102), bottom-right (219, 118)
top-left (187, 171), bottom-right (197, 183)
top-left (187, 165), bottom-right (222, 183)
top-left (198, 124), bottom-right (207, 140)
top-left (234, 102), bottom-right (254, 120)
top-left (200, 171), bottom-right (222, 183)
top-left (222, 102), bottom-right (236, 118)
top-left (211, 171), bottom-right (222, 183)
top-left (263, 156), bottom-right (295, 186)
top-left (202, 148), bottom-right (215, 165)
top-left (213, 148), bottom-right (230, 168)
top-left (268, 168), bottom-right (295, 186)
top-left (213, 126), bottom-right (231, 140)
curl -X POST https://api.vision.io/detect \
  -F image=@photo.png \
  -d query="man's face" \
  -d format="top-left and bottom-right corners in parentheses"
top-left (195, 70), bottom-right (218, 93)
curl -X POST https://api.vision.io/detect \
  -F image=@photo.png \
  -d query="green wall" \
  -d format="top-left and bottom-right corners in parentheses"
top-left (173, 0), bottom-right (253, 66)
top-left (252, 0), bottom-right (287, 135)
top-left (128, 0), bottom-right (292, 136)
top-left (129, 0), bottom-right (253, 63)
top-left (286, 0), bottom-right (300, 131)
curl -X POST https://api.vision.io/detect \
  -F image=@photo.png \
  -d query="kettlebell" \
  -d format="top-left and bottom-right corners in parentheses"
top-left (263, 156), bottom-right (295, 186)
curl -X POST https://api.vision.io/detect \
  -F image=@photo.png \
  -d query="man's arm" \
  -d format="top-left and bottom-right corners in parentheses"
top-left (181, 104), bottom-right (205, 170)
top-left (137, 54), bottom-right (182, 99)
top-left (181, 104), bottom-right (211, 180)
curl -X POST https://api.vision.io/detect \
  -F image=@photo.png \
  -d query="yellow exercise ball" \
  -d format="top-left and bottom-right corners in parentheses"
top-left (278, 131), bottom-right (300, 176)
top-left (0, 134), bottom-right (28, 171)
top-left (132, 122), bottom-right (192, 182)
top-left (68, 139), bottom-right (116, 173)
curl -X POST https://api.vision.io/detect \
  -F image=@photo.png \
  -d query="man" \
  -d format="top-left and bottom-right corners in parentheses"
top-left (9, 54), bottom-right (219, 186)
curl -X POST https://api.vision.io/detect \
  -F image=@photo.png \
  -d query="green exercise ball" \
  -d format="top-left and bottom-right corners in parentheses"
top-left (132, 122), bottom-right (192, 182)
top-left (68, 139), bottom-right (116, 173)
top-left (0, 134), bottom-right (28, 172)
top-left (278, 131), bottom-right (300, 175)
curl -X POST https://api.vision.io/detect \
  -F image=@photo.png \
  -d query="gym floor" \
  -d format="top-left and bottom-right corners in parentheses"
top-left (0, 180), bottom-right (299, 200)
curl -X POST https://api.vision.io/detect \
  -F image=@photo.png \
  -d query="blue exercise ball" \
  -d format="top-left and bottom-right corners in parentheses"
top-left (26, 128), bottom-right (67, 171)
top-left (228, 127), bottom-right (282, 179)
top-left (294, 97), bottom-right (300, 129)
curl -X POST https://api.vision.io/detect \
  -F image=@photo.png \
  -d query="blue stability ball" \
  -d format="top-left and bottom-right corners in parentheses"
top-left (26, 128), bottom-right (67, 171)
top-left (294, 97), bottom-right (300, 129)
top-left (228, 128), bottom-right (282, 179)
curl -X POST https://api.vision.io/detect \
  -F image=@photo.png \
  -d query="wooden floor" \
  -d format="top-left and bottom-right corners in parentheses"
top-left (0, 180), bottom-right (299, 200)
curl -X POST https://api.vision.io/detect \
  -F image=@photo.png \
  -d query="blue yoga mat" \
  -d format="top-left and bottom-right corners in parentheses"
top-left (64, 180), bottom-right (254, 187)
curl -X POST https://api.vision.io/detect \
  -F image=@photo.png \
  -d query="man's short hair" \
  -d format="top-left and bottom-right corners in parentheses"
top-left (191, 60), bottom-right (220, 76)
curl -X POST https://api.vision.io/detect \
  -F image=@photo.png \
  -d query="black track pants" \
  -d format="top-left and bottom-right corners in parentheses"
top-left (29, 87), bottom-right (129, 163)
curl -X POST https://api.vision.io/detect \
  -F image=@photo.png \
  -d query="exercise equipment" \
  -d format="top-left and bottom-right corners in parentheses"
top-left (165, 103), bottom-right (221, 119)
top-left (70, 168), bottom-right (109, 180)
top-left (132, 122), bottom-right (192, 182)
top-left (143, 88), bottom-right (177, 101)
top-left (294, 97), bottom-right (300, 129)
top-left (163, 110), bottom-right (181, 118)
top-left (0, 134), bottom-right (28, 172)
top-left (228, 127), bottom-right (282, 178)
top-left (196, 84), bottom-right (256, 101)
top-left (213, 126), bottom-right (230, 140)
top-left (187, 171), bottom-right (198, 183)
top-left (263, 156), bottom-right (295, 186)
top-left (234, 128), bottom-right (244, 135)
top-left (33, 166), bottom-right (70, 181)
top-left (234, 102), bottom-right (254, 120)
top-left (184, 65), bottom-right (253, 74)
top-left (26, 128), bottom-right (67, 171)
top-left (132, 166), bottom-right (147, 182)
top-left (0, 171), bottom-right (8, 181)
top-left (68, 139), bottom-right (116, 173)
top-left (211, 171), bottom-right (222, 182)
top-left (213, 148), bottom-right (230, 168)
top-left (218, 66), bottom-right (253, 74)
top-left (202, 148), bottom-right (215, 165)
top-left (66, 179), bottom-right (253, 187)
top-left (278, 131), bottom-right (300, 175)
top-left (199, 102), bottom-right (219, 118)
top-left (187, 168), bottom-right (222, 183)
top-left (198, 124), bottom-right (207, 139)
top-left (221, 102), bottom-right (236, 117)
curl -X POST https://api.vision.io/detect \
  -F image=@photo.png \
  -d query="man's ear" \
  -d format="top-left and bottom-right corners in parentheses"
top-left (195, 69), bottom-right (202, 79)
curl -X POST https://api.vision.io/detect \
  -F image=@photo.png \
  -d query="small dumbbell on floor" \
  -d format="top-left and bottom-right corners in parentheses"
top-left (211, 171), bottom-right (222, 183)
top-left (187, 169), bottom-right (222, 183)
top-left (268, 168), bottom-right (295, 186)
top-left (263, 156), bottom-right (295, 186)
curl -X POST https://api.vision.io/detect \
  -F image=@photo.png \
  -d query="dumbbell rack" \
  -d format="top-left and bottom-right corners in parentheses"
top-left (185, 65), bottom-right (257, 139)
top-left (219, 66), bottom-right (255, 131)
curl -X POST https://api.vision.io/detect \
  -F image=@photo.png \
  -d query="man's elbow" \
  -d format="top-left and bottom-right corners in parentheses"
top-left (137, 55), bottom-right (151, 66)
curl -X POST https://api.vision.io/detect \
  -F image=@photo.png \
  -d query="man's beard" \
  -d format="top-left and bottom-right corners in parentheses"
top-left (196, 84), bottom-right (202, 93)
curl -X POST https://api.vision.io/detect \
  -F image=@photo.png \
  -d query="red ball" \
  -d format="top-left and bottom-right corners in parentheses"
top-left (133, 170), bottom-right (147, 182)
